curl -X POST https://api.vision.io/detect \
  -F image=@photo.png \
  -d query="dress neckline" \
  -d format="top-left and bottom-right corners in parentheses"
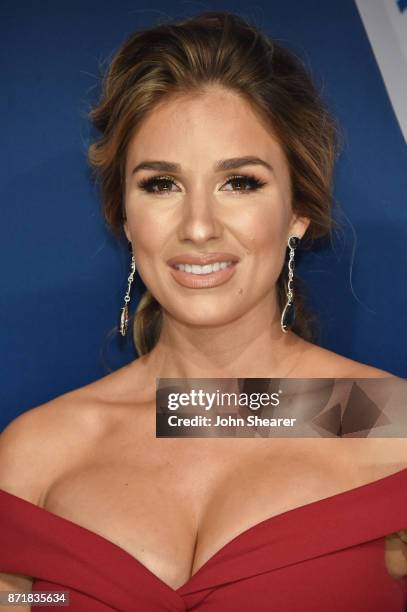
top-left (1, 466), bottom-right (407, 596)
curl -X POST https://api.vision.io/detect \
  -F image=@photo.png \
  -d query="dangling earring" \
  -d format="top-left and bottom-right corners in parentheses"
top-left (119, 242), bottom-right (136, 337)
top-left (280, 235), bottom-right (300, 334)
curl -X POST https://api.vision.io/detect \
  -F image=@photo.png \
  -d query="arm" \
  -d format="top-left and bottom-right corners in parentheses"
top-left (0, 573), bottom-right (32, 611)
top-left (0, 411), bottom-right (42, 609)
top-left (0, 400), bottom-right (74, 610)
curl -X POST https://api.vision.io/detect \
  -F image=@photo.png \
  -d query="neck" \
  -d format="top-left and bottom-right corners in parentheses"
top-left (144, 297), bottom-right (309, 379)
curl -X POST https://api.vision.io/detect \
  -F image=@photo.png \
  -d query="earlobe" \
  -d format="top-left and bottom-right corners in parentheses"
top-left (290, 215), bottom-right (311, 240)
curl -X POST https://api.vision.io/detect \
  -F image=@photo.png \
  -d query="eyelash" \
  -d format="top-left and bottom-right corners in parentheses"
top-left (136, 174), bottom-right (267, 195)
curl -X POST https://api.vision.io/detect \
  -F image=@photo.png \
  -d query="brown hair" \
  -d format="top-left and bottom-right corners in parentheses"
top-left (88, 10), bottom-right (342, 356)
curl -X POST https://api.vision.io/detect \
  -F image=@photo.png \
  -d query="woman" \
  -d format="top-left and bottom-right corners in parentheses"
top-left (1, 10), bottom-right (407, 612)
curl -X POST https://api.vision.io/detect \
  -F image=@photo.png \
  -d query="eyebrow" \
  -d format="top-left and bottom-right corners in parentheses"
top-left (131, 156), bottom-right (273, 175)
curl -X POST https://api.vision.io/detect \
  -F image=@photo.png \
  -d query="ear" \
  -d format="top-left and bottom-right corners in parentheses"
top-left (123, 219), bottom-right (131, 243)
top-left (289, 215), bottom-right (311, 240)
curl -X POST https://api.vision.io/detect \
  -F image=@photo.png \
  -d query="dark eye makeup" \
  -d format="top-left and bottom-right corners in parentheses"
top-left (136, 174), bottom-right (267, 195)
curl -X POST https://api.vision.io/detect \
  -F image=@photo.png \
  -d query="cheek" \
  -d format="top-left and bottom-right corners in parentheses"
top-left (126, 206), bottom-right (167, 258)
top-left (125, 212), bottom-right (165, 290)
top-left (238, 209), bottom-right (287, 257)
top-left (236, 210), bottom-right (288, 294)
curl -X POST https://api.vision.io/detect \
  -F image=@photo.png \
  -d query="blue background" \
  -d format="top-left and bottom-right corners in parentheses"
top-left (1, 0), bottom-right (406, 430)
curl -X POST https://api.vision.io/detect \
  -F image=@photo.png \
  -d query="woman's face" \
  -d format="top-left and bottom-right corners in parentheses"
top-left (123, 85), bottom-right (309, 328)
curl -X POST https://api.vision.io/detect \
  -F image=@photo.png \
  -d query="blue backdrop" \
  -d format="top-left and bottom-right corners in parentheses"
top-left (1, 0), bottom-right (406, 431)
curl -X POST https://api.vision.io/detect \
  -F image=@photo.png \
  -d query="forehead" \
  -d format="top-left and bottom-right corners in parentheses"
top-left (125, 86), bottom-right (289, 175)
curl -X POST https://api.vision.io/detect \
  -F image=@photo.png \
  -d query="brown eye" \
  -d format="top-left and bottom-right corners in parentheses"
top-left (137, 175), bottom-right (179, 194)
top-left (137, 173), bottom-right (266, 195)
top-left (222, 175), bottom-right (266, 192)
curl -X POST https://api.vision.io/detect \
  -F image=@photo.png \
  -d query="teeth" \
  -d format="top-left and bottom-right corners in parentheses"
top-left (174, 261), bottom-right (234, 274)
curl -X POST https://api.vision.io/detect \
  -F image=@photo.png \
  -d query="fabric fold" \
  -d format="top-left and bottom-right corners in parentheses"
top-left (1, 467), bottom-right (407, 610)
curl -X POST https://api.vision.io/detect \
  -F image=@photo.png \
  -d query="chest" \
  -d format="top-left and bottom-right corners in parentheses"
top-left (42, 427), bottom-right (403, 591)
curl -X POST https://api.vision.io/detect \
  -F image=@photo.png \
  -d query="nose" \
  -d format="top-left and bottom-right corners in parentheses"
top-left (177, 191), bottom-right (224, 245)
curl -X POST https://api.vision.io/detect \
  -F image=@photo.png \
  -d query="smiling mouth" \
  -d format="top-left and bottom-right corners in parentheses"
top-left (168, 260), bottom-right (239, 288)
top-left (171, 261), bottom-right (237, 275)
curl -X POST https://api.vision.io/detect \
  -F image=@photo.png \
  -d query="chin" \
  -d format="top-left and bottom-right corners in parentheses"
top-left (173, 307), bottom-right (240, 328)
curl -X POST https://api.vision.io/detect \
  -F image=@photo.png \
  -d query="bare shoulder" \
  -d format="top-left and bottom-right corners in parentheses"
top-left (0, 383), bottom-right (112, 505)
top-left (0, 377), bottom-right (130, 591)
top-left (0, 359), bottom-right (151, 504)
top-left (300, 341), bottom-right (399, 379)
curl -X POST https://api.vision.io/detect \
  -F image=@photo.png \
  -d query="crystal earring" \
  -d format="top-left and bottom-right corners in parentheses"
top-left (280, 235), bottom-right (300, 334)
top-left (119, 242), bottom-right (136, 337)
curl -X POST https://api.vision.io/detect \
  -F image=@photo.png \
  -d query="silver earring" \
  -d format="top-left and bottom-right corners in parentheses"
top-left (119, 242), bottom-right (136, 337)
top-left (280, 235), bottom-right (300, 334)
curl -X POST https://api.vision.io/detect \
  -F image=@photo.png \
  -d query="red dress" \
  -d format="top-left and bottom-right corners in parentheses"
top-left (1, 468), bottom-right (407, 611)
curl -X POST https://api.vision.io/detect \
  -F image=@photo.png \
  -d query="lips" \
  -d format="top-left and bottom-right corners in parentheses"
top-left (167, 252), bottom-right (240, 267)
top-left (168, 259), bottom-right (238, 289)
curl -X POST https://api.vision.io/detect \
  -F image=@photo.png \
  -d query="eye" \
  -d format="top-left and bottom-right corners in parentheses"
top-left (137, 175), bottom-right (180, 195)
top-left (136, 173), bottom-right (267, 196)
top-left (221, 174), bottom-right (266, 193)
